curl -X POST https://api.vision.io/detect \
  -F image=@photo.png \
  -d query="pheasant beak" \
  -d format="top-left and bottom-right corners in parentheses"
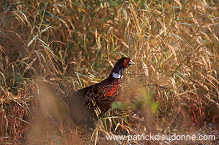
top-left (128, 59), bottom-right (135, 65)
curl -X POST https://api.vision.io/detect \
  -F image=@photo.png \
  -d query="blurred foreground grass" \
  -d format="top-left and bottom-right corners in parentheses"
top-left (0, 0), bottom-right (218, 144)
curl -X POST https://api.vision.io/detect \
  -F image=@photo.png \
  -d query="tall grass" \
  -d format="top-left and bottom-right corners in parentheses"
top-left (0, 0), bottom-right (218, 144)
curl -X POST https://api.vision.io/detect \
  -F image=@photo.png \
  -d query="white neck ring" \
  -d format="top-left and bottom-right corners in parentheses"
top-left (112, 72), bottom-right (123, 78)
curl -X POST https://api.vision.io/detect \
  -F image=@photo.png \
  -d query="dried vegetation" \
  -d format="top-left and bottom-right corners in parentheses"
top-left (0, 0), bottom-right (219, 144)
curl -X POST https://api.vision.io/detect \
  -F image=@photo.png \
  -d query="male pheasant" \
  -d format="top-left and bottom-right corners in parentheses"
top-left (62, 57), bottom-right (135, 128)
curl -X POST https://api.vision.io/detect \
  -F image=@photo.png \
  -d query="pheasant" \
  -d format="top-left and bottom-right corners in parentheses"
top-left (62, 57), bottom-right (135, 128)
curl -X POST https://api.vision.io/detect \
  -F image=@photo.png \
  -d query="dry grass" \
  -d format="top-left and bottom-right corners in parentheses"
top-left (0, 0), bottom-right (219, 144)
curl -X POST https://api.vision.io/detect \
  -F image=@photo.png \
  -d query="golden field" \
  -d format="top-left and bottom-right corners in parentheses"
top-left (0, 0), bottom-right (218, 144)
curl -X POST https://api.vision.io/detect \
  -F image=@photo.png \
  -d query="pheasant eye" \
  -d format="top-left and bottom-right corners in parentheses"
top-left (123, 59), bottom-right (129, 67)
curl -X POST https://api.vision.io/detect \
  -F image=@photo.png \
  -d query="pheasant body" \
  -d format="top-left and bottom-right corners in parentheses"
top-left (62, 57), bottom-right (134, 128)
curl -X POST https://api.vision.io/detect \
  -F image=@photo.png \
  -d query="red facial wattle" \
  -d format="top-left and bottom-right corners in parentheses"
top-left (123, 58), bottom-right (130, 67)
